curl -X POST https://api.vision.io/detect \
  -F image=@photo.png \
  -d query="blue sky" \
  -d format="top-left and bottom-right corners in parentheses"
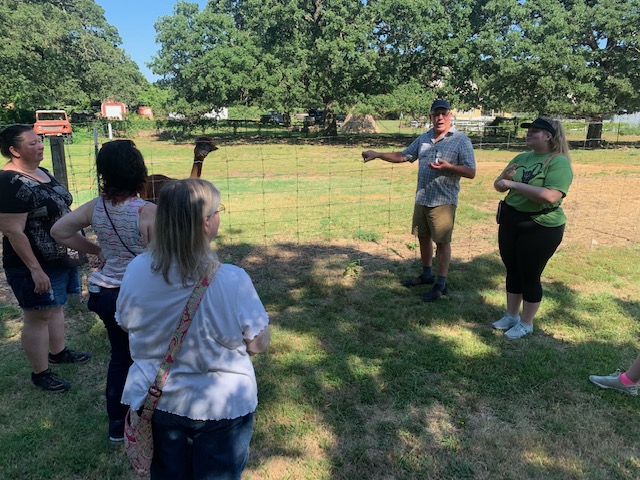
top-left (96, 0), bottom-right (207, 82)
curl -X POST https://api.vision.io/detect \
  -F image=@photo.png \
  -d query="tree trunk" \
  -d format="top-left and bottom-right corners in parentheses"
top-left (322, 101), bottom-right (338, 137)
top-left (323, 115), bottom-right (338, 136)
top-left (586, 115), bottom-right (604, 148)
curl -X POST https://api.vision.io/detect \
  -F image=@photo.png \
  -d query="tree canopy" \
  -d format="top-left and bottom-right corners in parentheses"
top-left (151, 0), bottom-right (639, 127)
top-left (150, 0), bottom-right (383, 131)
top-left (474, 0), bottom-right (640, 117)
top-left (0, 0), bottom-right (637, 129)
top-left (0, 0), bottom-right (148, 118)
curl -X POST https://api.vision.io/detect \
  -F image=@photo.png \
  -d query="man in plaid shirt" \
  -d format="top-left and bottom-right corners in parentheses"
top-left (362, 99), bottom-right (476, 302)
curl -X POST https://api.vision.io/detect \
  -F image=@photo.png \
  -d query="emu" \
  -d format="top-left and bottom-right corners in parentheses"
top-left (140, 136), bottom-right (218, 202)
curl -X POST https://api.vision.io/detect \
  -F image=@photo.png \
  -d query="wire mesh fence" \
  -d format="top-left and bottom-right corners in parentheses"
top-left (46, 115), bottom-right (640, 150)
top-left (32, 132), bottom-right (639, 269)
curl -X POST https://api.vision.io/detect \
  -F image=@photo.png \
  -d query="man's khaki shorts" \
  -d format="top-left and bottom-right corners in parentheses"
top-left (411, 204), bottom-right (457, 243)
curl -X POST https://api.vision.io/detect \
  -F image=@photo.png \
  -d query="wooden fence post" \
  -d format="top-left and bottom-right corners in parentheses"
top-left (49, 137), bottom-right (68, 190)
top-left (94, 127), bottom-right (101, 193)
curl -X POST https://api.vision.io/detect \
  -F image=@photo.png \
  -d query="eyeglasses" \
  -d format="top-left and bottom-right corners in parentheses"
top-left (206, 204), bottom-right (225, 219)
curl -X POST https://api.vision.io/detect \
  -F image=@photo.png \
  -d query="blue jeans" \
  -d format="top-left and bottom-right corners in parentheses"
top-left (87, 286), bottom-right (132, 422)
top-left (151, 410), bottom-right (254, 480)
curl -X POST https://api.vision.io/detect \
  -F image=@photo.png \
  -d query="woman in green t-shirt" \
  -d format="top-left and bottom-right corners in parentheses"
top-left (492, 117), bottom-right (573, 340)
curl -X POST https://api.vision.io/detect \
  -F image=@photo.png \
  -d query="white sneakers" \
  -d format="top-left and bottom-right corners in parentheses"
top-left (492, 314), bottom-right (519, 330)
top-left (504, 321), bottom-right (533, 340)
top-left (492, 313), bottom-right (533, 340)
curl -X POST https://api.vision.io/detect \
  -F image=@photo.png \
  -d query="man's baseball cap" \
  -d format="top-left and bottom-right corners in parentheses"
top-left (430, 99), bottom-right (451, 112)
top-left (520, 117), bottom-right (556, 137)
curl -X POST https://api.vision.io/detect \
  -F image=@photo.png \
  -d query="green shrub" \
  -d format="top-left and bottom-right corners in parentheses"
top-left (353, 229), bottom-right (381, 242)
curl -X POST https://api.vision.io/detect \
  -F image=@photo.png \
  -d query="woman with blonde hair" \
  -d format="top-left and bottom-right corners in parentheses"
top-left (117, 179), bottom-right (270, 479)
top-left (492, 117), bottom-right (573, 340)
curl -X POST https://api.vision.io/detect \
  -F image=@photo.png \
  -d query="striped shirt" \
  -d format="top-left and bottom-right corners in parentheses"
top-left (88, 196), bottom-right (148, 288)
top-left (402, 127), bottom-right (475, 207)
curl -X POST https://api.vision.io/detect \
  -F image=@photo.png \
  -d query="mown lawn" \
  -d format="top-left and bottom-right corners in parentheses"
top-left (0, 137), bottom-right (639, 479)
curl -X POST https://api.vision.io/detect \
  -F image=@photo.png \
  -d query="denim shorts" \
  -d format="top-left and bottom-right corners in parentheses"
top-left (5, 266), bottom-right (81, 310)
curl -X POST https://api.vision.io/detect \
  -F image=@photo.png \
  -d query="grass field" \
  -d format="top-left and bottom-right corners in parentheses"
top-left (0, 136), bottom-right (639, 479)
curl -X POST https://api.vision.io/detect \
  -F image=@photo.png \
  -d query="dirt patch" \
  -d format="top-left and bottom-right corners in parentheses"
top-left (134, 129), bottom-right (161, 139)
top-left (478, 161), bottom-right (640, 249)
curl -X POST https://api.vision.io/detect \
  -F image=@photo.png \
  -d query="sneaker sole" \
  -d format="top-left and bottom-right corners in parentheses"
top-left (32, 382), bottom-right (70, 393)
top-left (48, 359), bottom-right (90, 364)
top-left (504, 330), bottom-right (533, 340)
top-left (505, 333), bottom-right (532, 340)
top-left (402, 276), bottom-right (435, 288)
top-left (589, 378), bottom-right (639, 396)
top-left (49, 355), bottom-right (91, 364)
top-left (421, 288), bottom-right (448, 302)
top-left (492, 321), bottom-right (518, 330)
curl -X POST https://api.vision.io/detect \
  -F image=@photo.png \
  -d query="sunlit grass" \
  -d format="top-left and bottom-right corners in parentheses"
top-left (2, 137), bottom-right (640, 479)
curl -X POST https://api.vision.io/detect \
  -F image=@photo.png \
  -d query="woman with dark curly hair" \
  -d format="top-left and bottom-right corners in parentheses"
top-left (51, 140), bottom-right (156, 442)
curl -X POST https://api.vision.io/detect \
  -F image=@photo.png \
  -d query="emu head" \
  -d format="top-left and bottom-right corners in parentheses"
top-left (194, 136), bottom-right (218, 162)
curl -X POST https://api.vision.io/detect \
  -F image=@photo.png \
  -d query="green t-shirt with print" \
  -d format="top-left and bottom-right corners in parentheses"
top-left (504, 151), bottom-right (573, 227)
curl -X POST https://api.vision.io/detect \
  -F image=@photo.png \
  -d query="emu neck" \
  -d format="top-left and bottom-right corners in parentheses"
top-left (190, 161), bottom-right (202, 178)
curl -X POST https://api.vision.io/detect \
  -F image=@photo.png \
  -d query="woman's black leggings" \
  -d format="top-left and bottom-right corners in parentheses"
top-left (498, 219), bottom-right (565, 303)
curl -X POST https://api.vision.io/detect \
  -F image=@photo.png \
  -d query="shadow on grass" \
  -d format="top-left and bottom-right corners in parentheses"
top-left (2, 241), bottom-right (640, 479)
top-left (218, 241), bottom-right (640, 480)
top-left (616, 298), bottom-right (640, 325)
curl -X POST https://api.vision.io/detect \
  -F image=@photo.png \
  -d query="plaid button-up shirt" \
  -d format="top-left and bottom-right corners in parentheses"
top-left (402, 127), bottom-right (475, 207)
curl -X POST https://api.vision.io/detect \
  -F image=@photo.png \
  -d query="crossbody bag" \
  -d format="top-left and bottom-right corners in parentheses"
top-left (123, 261), bottom-right (220, 476)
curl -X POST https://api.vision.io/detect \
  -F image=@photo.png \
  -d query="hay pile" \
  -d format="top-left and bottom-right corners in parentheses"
top-left (339, 113), bottom-right (381, 134)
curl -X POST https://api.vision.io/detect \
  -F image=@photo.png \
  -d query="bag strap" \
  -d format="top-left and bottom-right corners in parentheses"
top-left (139, 261), bottom-right (220, 417)
top-left (102, 198), bottom-right (137, 256)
